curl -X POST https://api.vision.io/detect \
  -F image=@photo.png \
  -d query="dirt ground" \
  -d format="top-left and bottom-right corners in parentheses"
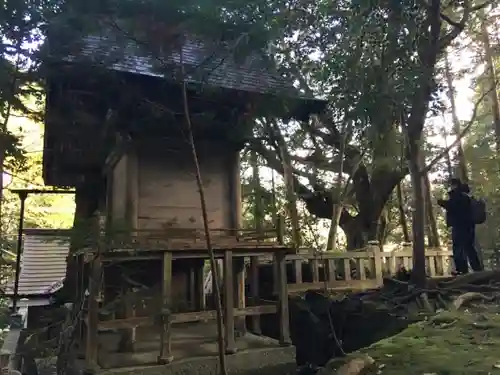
top-left (324, 303), bottom-right (500, 375)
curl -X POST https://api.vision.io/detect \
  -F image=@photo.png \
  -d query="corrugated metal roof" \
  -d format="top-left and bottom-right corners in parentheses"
top-left (4, 230), bottom-right (70, 296)
top-left (61, 34), bottom-right (315, 99)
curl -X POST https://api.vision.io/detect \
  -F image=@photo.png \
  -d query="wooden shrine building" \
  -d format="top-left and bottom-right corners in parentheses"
top-left (42, 27), bottom-right (325, 373)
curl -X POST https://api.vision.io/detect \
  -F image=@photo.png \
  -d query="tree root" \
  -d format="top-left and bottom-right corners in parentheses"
top-left (419, 292), bottom-right (434, 312)
top-left (453, 292), bottom-right (497, 310)
top-left (439, 270), bottom-right (500, 288)
top-left (370, 272), bottom-right (500, 314)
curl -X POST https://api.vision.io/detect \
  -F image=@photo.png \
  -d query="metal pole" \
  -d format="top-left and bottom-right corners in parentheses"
top-left (12, 191), bottom-right (28, 312)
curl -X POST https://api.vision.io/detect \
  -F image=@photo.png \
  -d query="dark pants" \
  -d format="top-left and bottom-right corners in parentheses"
top-left (451, 226), bottom-right (482, 273)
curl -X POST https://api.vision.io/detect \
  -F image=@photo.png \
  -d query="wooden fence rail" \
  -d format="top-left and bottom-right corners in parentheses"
top-left (282, 241), bottom-right (454, 293)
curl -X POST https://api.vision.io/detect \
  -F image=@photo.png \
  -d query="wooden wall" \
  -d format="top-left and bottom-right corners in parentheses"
top-left (108, 139), bottom-right (241, 231)
top-left (111, 155), bottom-right (127, 222)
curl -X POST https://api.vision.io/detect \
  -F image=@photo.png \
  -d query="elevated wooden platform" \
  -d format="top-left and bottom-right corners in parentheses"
top-left (82, 225), bottom-right (292, 374)
top-left (82, 228), bottom-right (294, 261)
top-left (95, 322), bottom-right (285, 369)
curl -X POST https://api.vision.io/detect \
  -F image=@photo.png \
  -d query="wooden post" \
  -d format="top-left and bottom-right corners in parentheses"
top-left (343, 259), bottom-right (351, 281)
top-left (249, 256), bottom-right (261, 335)
top-left (194, 260), bottom-right (205, 311)
top-left (402, 242), bottom-right (412, 270)
top-left (275, 251), bottom-right (291, 346)
top-left (158, 251), bottom-right (173, 364)
top-left (294, 259), bottom-right (303, 284)
top-left (327, 259), bottom-right (336, 282)
top-left (273, 215), bottom-right (285, 295)
top-left (233, 257), bottom-right (246, 337)
top-left (188, 263), bottom-right (196, 311)
top-left (428, 256), bottom-right (437, 277)
top-left (85, 240), bottom-right (103, 374)
top-left (223, 250), bottom-right (236, 354)
top-left (389, 249), bottom-right (397, 275)
top-left (272, 261), bottom-right (279, 295)
top-left (117, 288), bottom-right (136, 352)
top-left (311, 258), bottom-right (320, 283)
top-left (368, 241), bottom-right (383, 285)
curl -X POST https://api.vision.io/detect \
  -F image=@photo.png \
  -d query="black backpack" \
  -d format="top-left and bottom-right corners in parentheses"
top-left (471, 196), bottom-right (487, 225)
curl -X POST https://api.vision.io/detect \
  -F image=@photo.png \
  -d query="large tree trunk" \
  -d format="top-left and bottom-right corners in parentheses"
top-left (269, 121), bottom-right (301, 247)
top-left (481, 16), bottom-right (500, 149)
top-left (251, 132), bottom-right (403, 251)
top-left (408, 143), bottom-right (427, 287)
top-left (441, 126), bottom-right (454, 178)
top-left (423, 172), bottom-right (440, 247)
top-left (396, 182), bottom-right (411, 243)
top-left (0, 146), bottom-right (4, 236)
top-left (328, 127), bottom-right (347, 250)
top-left (444, 51), bottom-right (469, 182)
top-left (326, 207), bottom-right (342, 250)
top-left (341, 214), bottom-right (380, 250)
top-left (250, 151), bottom-right (264, 234)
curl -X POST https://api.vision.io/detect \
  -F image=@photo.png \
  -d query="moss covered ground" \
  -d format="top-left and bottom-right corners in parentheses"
top-left (325, 303), bottom-right (500, 375)
top-left (366, 304), bottom-right (500, 374)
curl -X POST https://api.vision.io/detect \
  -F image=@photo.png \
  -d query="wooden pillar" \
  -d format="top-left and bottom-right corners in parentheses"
top-left (275, 251), bottom-right (291, 346)
top-left (273, 215), bottom-right (285, 294)
top-left (249, 256), bottom-right (261, 334)
top-left (158, 252), bottom-right (173, 364)
top-left (233, 257), bottom-right (246, 337)
top-left (194, 260), bottom-right (205, 311)
top-left (125, 148), bottom-right (139, 231)
top-left (117, 288), bottom-right (136, 352)
top-left (85, 253), bottom-right (102, 374)
top-left (188, 262), bottom-right (196, 311)
top-left (369, 241), bottom-right (383, 286)
top-left (223, 250), bottom-right (236, 354)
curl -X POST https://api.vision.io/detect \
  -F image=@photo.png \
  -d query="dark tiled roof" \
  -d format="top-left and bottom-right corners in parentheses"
top-left (4, 230), bottom-right (70, 296)
top-left (62, 35), bottom-right (316, 99)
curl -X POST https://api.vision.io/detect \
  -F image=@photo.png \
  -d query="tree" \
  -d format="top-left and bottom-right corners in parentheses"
top-left (0, 0), bottom-right (62, 233)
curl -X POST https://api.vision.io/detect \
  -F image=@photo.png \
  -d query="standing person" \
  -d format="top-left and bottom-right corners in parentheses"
top-left (460, 182), bottom-right (484, 271)
top-left (437, 178), bottom-right (482, 275)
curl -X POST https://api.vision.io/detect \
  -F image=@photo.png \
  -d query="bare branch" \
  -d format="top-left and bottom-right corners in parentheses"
top-left (420, 86), bottom-right (494, 175)
top-left (439, 0), bottom-right (475, 50)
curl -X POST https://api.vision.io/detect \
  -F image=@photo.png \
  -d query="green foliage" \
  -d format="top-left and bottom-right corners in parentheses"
top-left (0, 0), bottom-right (494, 254)
top-left (2, 118), bottom-right (75, 249)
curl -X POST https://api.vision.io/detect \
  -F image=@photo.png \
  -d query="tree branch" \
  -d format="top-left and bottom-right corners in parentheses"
top-left (438, 0), bottom-right (472, 50)
top-left (420, 86), bottom-right (494, 175)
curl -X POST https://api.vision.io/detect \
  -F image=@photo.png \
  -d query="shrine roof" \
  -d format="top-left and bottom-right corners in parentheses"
top-left (53, 34), bottom-right (325, 103)
top-left (4, 229), bottom-right (70, 297)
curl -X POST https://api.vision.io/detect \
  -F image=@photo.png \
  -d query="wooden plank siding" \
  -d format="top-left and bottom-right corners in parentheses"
top-left (108, 140), bottom-right (239, 232)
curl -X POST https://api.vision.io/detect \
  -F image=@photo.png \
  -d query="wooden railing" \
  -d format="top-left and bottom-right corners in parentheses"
top-left (283, 241), bottom-right (453, 293)
top-left (83, 226), bottom-right (286, 251)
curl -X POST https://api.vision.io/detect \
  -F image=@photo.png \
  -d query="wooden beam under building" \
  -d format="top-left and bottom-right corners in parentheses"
top-left (89, 305), bottom-right (278, 330)
top-left (84, 248), bottom-right (102, 374)
top-left (223, 249), bottom-right (236, 354)
top-left (233, 257), bottom-right (246, 336)
top-left (276, 251), bottom-right (291, 346)
top-left (158, 251), bottom-right (173, 364)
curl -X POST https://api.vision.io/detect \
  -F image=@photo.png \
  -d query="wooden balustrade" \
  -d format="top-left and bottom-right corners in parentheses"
top-left (104, 227), bottom-right (282, 250)
top-left (283, 242), bottom-right (454, 293)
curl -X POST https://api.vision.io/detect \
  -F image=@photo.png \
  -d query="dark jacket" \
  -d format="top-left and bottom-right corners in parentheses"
top-left (438, 188), bottom-right (473, 228)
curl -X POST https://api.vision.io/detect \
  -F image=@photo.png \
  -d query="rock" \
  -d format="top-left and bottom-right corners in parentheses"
top-left (316, 355), bottom-right (375, 375)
